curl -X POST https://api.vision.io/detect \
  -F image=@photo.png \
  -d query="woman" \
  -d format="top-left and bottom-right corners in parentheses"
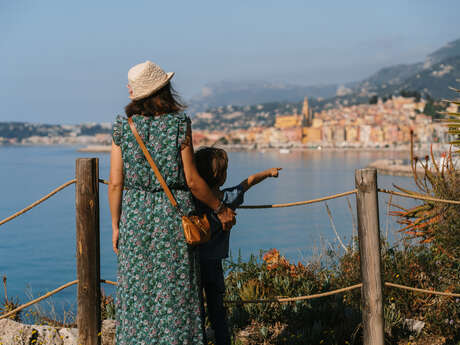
top-left (108, 60), bottom-right (236, 345)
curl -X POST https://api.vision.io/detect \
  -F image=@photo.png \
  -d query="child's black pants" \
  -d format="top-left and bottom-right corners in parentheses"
top-left (200, 258), bottom-right (231, 345)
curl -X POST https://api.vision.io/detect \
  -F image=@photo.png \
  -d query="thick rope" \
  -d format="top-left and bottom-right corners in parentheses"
top-left (2, 279), bottom-right (457, 319)
top-left (234, 284), bottom-right (363, 304)
top-left (0, 280), bottom-right (78, 320)
top-left (0, 179), bottom-right (77, 227)
top-left (238, 190), bottom-right (357, 209)
top-left (102, 279), bottom-right (460, 300)
top-left (101, 178), bottom-right (460, 206)
top-left (385, 282), bottom-right (460, 297)
top-left (100, 279), bottom-right (362, 304)
top-left (378, 188), bottom-right (460, 205)
top-left (99, 178), bottom-right (357, 209)
top-left (101, 279), bottom-right (117, 286)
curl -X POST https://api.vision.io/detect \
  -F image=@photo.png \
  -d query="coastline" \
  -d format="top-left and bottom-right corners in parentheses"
top-left (1, 144), bottom-right (447, 177)
top-left (367, 159), bottom-right (419, 177)
top-left (75, 144), bottom-right (414, 154)
top-left (77, 144), bottom-right (112, 153)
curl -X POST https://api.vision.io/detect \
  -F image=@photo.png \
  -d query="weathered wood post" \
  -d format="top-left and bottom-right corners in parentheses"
top-left (355, 168), bottom-right (384, 345)
top-left (76, 158), bottom-right (101, 345)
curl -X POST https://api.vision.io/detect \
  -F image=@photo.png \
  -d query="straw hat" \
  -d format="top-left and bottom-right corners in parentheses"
top-left (127, 61), bottom-right (175, 101)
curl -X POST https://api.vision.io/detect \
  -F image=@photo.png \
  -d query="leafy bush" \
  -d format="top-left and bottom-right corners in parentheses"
top-left (225, 249), bottom-right (362, 345)
top-left (224, 242), bottom-right (460, 345)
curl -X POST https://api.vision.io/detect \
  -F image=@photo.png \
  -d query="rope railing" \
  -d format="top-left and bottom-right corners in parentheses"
top-left (102, 280), bottom-right (460, 303)
top-left (0, 280), bottom-right (78, 320)
top-left (0, 179), bottom-right (76, 227)
top-left (385, 282), bottom-right (460, 298)
top-left (238, 190), bottom-right (357, 209)
top-left (98, 178), bottom-right (460, 206)
top-left (99, 178), bottom-right (357, 209)
top-left (378, 188), bottom-right (460, 205)
top-left (99, 280), bottom-right (363, 304)
top-left (2, 178), bottom-right (459, 230)
top-left (226, 284), bottom-right (363, 304)
top-left (1, 278), bottom-right (458, 320)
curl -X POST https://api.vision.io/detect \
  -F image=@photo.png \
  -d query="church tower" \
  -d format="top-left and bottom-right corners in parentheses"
top-left (301, 97), bottom-right (312, 127)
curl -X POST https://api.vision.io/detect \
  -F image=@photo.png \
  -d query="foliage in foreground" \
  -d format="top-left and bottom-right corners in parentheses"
top-left (224, 243), bottom-right (459, 345)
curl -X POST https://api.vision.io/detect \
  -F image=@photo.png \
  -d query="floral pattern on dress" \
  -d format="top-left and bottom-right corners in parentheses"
top-left (112, 113), bottom-right (204, 345)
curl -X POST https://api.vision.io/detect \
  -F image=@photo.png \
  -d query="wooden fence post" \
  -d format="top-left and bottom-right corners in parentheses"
top-left (76, 158), bottom-right (101, 345)
top-left (355, 168), bottom-right (384, 345)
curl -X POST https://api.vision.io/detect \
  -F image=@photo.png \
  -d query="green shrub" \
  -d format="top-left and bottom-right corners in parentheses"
top-left (224, 242), bottom-right (459, 344)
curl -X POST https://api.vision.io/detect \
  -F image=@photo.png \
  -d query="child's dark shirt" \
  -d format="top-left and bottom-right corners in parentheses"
top-left (196, 183), bottom-right (245, 259)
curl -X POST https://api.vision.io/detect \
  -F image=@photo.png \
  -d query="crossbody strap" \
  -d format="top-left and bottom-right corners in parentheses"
top-left (127, 117), bottom-right (179, 209)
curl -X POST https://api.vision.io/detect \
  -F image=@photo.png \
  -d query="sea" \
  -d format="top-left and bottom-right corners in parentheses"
top-left (0, 146), bottom-right (417, 321)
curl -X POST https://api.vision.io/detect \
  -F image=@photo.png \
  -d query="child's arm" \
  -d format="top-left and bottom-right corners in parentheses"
top-left (240, 168), bottom-right (281, 192)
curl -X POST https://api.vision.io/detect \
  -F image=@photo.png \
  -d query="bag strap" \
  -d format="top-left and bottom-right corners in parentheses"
top-left (127, 117), bottom-right (179, 209)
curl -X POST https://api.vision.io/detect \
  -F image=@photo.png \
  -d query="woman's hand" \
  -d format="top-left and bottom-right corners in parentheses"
top-left (112, 225), bottom-right (119, 255)
top-left (216, 206), bottom-right (236, 231)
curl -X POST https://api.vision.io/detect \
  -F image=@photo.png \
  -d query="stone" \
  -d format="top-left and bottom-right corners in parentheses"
top-left (0, 319), bottom-right (34, 345)
top-left (404, 318), bottom-right (425, 335)
top-left (58, 327), bottom-right (79, 345)
top-left (0, 318), bottom-right (116, 345)
top-left (33, 325), bottom-right (64, 345)
top-left (102, 319), bottom-right (116, 345)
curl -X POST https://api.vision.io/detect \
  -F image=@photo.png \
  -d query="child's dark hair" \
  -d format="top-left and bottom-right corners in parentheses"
top-left (195, 147), bottom-right (228, 188)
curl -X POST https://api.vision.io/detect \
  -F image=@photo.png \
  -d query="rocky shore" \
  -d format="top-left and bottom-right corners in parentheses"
top-left (368, 159), bottom-right (422, 176)
top-left (77, 144), bottom-right (112, 153)
top-left (0, 319), bottom-right (115, 345)
top-left (77, 143), bottom-right (415, 154)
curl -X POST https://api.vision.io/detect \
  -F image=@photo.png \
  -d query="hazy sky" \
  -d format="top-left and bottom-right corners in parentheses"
top-left (1, 0), bottom-right (459, 124)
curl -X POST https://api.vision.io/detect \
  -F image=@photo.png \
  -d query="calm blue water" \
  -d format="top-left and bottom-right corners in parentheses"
top-left (0, 146), bottom-right (416, 320)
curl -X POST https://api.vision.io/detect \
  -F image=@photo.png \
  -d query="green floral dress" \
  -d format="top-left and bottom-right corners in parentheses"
top-left (112, 113), bottom-right (204, 345)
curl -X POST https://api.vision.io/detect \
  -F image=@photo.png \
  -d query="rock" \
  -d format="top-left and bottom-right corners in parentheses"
top-left (404, 318), bottom-right (425, 335)
top-left (102, 319), bottom-right (116, 345)
top-left (58, 327), bottom-right (79, 345)
top-left (0, 319), bottom-right (34, 345)
top-left (0, 318), bottom-right (116, 345)
top-left (33, 325), bottom-right (64, 345)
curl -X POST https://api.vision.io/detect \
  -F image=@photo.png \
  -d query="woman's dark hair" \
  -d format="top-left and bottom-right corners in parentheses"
top-left (125, 83), bottom-right (186, 117)
top-left (194, 147), bottom-right (228, 188)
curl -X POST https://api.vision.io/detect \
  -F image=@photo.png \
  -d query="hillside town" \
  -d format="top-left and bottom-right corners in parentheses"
top-left (0, 122), bottom-right (112, 146)
top-left (192, 96), bottom-right (456, 150)
top-left (0, 97), bottom-right (456, 151)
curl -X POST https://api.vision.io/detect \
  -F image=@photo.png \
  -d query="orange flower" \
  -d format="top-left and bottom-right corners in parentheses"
top-left (264, 248), bottom-right (280, 270)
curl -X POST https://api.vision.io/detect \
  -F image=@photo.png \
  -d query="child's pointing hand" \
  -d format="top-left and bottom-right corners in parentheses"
top-left (268, 168), bottom-right (282, 177)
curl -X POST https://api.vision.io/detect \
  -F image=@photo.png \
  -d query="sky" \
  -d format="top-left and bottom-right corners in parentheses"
top-left (1, 0), bottom-right (460, 124)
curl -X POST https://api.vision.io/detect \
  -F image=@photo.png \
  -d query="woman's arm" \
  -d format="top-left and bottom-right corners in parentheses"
top-left (180, 125), bottom-right (236, 231)
top-left (240, 168), bottom-right (282, 192)
top-left (108, 141), bottom-right (124, 254)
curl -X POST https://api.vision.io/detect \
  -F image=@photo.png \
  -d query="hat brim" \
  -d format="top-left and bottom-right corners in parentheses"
top-left (130, 72), bottom-right (175, 101)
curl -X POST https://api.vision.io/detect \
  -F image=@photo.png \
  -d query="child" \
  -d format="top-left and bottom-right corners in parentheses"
top-left (194, 147), bottom-right (281, 345)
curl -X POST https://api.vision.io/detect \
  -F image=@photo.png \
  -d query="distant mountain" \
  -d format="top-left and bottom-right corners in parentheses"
top-left (187, 81), bottom-right (337, 113)
top-left (355, 62), bottom-right (424, 88)
top-left (425, 38), bottom-right (460, 66)
top-left (338, 59), bottom-right (459, 105)
top-left (187, 38), bottom-right (460, 114)
top-left (340, 38), bottom-right (460, 101)
top-left (367, 56), bottom-right (459, 100)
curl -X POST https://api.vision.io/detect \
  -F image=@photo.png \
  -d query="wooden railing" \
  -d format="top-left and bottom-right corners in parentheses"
top-left (1, 159), bottom-right (460, 345)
